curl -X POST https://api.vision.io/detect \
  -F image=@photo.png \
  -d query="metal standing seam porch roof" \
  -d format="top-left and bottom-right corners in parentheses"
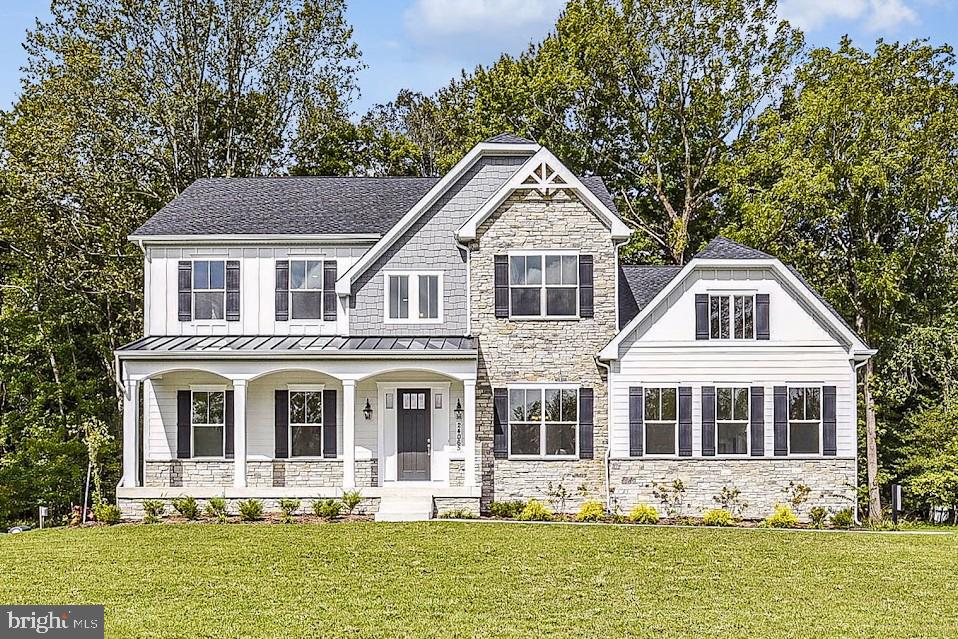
top-left (116, 335), bottom-right (478, 357)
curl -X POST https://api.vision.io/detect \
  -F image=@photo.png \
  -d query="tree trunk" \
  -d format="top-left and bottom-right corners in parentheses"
top-left (863, 357), bottom-right (881, 523)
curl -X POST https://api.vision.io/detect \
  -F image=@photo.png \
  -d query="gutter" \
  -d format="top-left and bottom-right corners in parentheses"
top-left (852, 356), bottom-right (870, 527)
top-left (115, 349), bottom-right (480, 361)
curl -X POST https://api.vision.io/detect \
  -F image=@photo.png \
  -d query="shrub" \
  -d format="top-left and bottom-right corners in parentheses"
top-left (651, 479), bottom-right (687, 518)
top-left (94, 502), bottom-right (122, 525)
top-left (627, 504), bottom-right (660, 524)
top-left (764, 504), bottom-right (799, 528)
top-left (278, 498), bottom-right (301, 523)
top-left (205, 497), bottom-right (229, 523)
top-left (341, 490), bottom-right (362, 515)
top-left (809, 506), bottom-right (829, 529)
top-left (142, 499), bottom-right (165, 524)
top-left (784, 481), bottom-right (812, 510)
top-left (489, 500), bottom-right (525, 519)
top-left (438, 508), bottom-right (477, 519)
top-left (516, 499), bottom-right (552, 521)
top-left (313, 499), bottom-right (342, 520)
top-left (238, 499), bottom-right (263, 522)
top-left (702, 508), bottom-right (734, 527)
top-left (713, 485), bottom-right (749, 518)
top-left (171, 496), bottom-right (199, 520)
top-left (831, 508), bottom-right (854, 529)
top-left (575, 500), bottom-right (606, 522)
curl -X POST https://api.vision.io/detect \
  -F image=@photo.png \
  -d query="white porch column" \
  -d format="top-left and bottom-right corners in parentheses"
top-left (233, 380), bottom-right (247, 488)
top-left (342, 379), bottom-right (356, 489)
top-left (122, 378), bottom-right (140, 487)
top-left (463, 378), bottom-right (477, 487)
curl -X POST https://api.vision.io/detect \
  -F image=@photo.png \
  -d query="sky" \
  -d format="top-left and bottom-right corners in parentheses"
top-left (0, 0), bottom-right (956, 114)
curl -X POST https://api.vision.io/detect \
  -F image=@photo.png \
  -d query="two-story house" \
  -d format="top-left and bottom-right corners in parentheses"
top-left (115, 134), bottom-right (874, 520)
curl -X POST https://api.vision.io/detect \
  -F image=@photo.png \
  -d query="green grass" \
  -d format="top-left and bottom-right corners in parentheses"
top-left (2, 522), bottom-right (957, 638)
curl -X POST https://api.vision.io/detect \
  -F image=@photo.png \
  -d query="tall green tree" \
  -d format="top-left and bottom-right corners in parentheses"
top-left (723, 39), bottom-right (958, 522)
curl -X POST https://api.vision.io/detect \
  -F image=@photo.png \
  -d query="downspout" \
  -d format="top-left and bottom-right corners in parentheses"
top-left (596, 357), bottom-right (613, 513)
top-left (455, 237), bottom-right (472, 336)
top-left (115, 352), bottom-right (125, 490)
top-left (852, 356), bottom-right (870, 526)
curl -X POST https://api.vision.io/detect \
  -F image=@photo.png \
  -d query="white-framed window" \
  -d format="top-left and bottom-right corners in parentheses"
top-left (191, 389), bottom-right (225, 457)
top-left (509, 252), bottom-right (579, 318)
top-left (644, 387), bottom-right (677, 455)
top-left (289, 387), bottom-right (323, 457)
top-left (716, 386), bottom-right (749, 455)
top-left (289, 260), bottom-right (323, 320)
top-left (788, 386), bottom-right (822, 455)
top-left (193, 260), bottom-right (225, 320)
top-left (709, 294), bottom-right (754, 339)
top-left (508, 385), bottom-right (578, 458)
top-left (384, 271), bottom-right (443, 323)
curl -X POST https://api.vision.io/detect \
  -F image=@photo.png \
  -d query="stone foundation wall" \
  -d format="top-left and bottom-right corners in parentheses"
top-left (433, 497), bottom-right (480, 517)
top-left (256, 460), bottom-right (344, 487)
top-left (492, 460), bottom-right (603, 510)
top-left (449, 460), bottom-right (465, 487)
top-left (608, 458), bottom-right (856, 520)
top-left (145, 459), bottom-right (378, 488)
top-left (144, 460), bottom-right (232, 487)
top-left (355, 459), bottom-right (379, 488)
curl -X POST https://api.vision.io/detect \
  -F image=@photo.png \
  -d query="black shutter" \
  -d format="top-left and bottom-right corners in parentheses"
top-left (275, 390), bottom-right (289, 458)
top-left (701, 386), bottom-right (715, 456)
top-left (774, 386), bottom-right (787, 456)
top-left (823, 385), bottom-right (837, 456)
top-left (176, 390), bottom-right (191, 458)
top-left (225, 260), bottom-right (240, 321)
top-left (224, 390), bottom-right (235, 459)
top-left (629, 386), bottom-right (643, 456)
top-left (275, 260), bottom-right (289, 322)
top-left (494, 255), bottom-right (509, 318)
top-left (578, 387), bottom-right (594, 459)
top-left (323, 260), bottom-right (337, 322)
top-left (750, 386), bottom-right (765, 456)
top-left (756, 293), bottom-right (770, 340)
top-left (493, 388), bottom-right (508, 458)
top-left (678, 386), bottom-right (692, 456)
top-left (695, 294), bottom-right (709, 340)
top-left (323, 389), bottom-right (337, 458)
top-left (578, 255), bottom-right (594, 318)
top-left (178, 261), bottom-right (192, 322)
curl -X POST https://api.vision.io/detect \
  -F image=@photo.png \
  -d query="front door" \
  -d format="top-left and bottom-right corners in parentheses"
top-left (397, 389), bottom-right (431, 481)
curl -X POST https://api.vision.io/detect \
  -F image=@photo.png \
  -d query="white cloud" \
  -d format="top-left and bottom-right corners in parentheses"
top-left (779, 0), bottom-right (918, 32)
top-left (404, 0), bottom-right (564, 42)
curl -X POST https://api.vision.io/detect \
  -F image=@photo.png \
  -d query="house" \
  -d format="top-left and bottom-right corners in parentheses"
top-left (115, 134), bottom-right (874, 520)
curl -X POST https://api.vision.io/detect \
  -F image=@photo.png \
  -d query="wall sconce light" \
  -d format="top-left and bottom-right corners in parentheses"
top-left (455, 398), bottom-right (464, 450)
top-left (363, 398), bottom-right (373, 420)
top-left (454, 398), bottom-right (464, 422)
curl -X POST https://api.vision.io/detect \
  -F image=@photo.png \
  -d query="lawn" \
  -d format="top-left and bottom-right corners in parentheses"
top-left (1, 522), bottom-right (956, 638)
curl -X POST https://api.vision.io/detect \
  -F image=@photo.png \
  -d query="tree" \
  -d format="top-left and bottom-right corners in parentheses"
top-left (723, 39), bottom-right (958, 522)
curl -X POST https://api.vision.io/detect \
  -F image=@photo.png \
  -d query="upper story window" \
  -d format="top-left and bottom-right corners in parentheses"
top-left (193, 260), bottom-right (225, 320)
top-left (508, 386), bottom-right (578, 458)
top-left (290, 260), bottom-right (323, 320)
top-left (789, 387), bottom-right (821, 454)
top-left (385, 272), bottom-right (442, 323)
top-left (644, 387), bottom-right (677, 455)
top-left (710, 294), bottom-right (754, 339)
top-left (509, 253), bottom-right (578, 318)
top-left (191, 390), bottom-right (225, 457)
top-left (289, 389), bottom-right (323, 457)
top-left (716, 386), bottom-right (749, 455)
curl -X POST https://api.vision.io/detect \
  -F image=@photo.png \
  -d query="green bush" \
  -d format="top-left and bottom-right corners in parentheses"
top-left (205, 497), bottom-right (229, 523)
top-left (575, 500), bottom-right (606, 522)
top-left (238, 499), bottom-right (263, 522)
top-left (809, 506), bottom-right (829, 529)
top-left (489, 500), bottom-right (525, 519)
top-left (831, 508), bottom-right (854, 529)
top-left (627, 504), bottom-right (660, 524)
top-left (142, 499), bottom-right (165, 524)
top-left (94, 502), bottom-right (122, 525)
top-left (341, 490), bottom-right (362, 515)
top-left (764, 504), bottom-right (799, 528)
top-left (516, 499), bottom-right (552, 522)
top-left (278, 498), bottom-right (301, 523)
top-left (438, 508), bottom-right (477, 519)
top-left (171, 496), bottom-right (199, 520)
top-left (313, 499), bottom-right (342, 520)
top-left (702, 508), bottom-right (734, 527)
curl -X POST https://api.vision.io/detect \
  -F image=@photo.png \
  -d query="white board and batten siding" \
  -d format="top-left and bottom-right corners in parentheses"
top-left (143, 244), bottom-right (371, 337)
top-left (609, 267), bottom-right (858, 458)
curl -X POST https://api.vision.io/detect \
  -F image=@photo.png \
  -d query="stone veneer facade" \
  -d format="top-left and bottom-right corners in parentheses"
top-left (144, 459), bottom-right (379, 489)
top-left (470, 189), bottom-right (619, 510)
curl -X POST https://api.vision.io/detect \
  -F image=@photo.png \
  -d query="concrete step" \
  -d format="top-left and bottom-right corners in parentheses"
top-left (374, 494), bottom-right (433, 522)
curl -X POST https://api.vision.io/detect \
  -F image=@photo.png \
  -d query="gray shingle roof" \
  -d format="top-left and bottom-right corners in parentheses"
top-left (484, 133), bottom-right (536, 144)
top-left (694, 236), bottom-right (773, 260)
top-left (117, 334), bottom-right (477, 355)
top-left (580, 176), bottom-right (618, 214)
top-left (131, 176), bottom-right (440, 237)
top-left (618, 265), bottom-right (682, 328)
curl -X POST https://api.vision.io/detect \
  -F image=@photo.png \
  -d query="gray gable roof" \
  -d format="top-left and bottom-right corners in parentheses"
top-left (484, 132), bottom-right (536, 144)
top-left (618, 265), bottom-right (682, 328)
top-left (580, 175), bottom-right (618, 214)
top-left (694, 236), bottom-right (773, 260)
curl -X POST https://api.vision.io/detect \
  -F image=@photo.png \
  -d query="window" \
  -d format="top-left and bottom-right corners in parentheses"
top-left (508, 386), bottom-right (577, 457)
top-left (716, 387), bottom-right (749, 455)
top-left (290, 260), bottom-right (323, 320)
top-left (289, 390), bottom-right (323, 457)
top-left (789, 387), bottom-right (821, 454)
top-left (509, 253), bottom-right (578, 317)
top-left (385, 272), bottom-right (442, 323)
top-left (709, 294), bottom-right (754, 339)
top-left (644, 387), bottom-right (677, 455)
top-left (193, 260), bottom-right (225, 320)
top-left (192, 390), bottom-right (225, 457)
